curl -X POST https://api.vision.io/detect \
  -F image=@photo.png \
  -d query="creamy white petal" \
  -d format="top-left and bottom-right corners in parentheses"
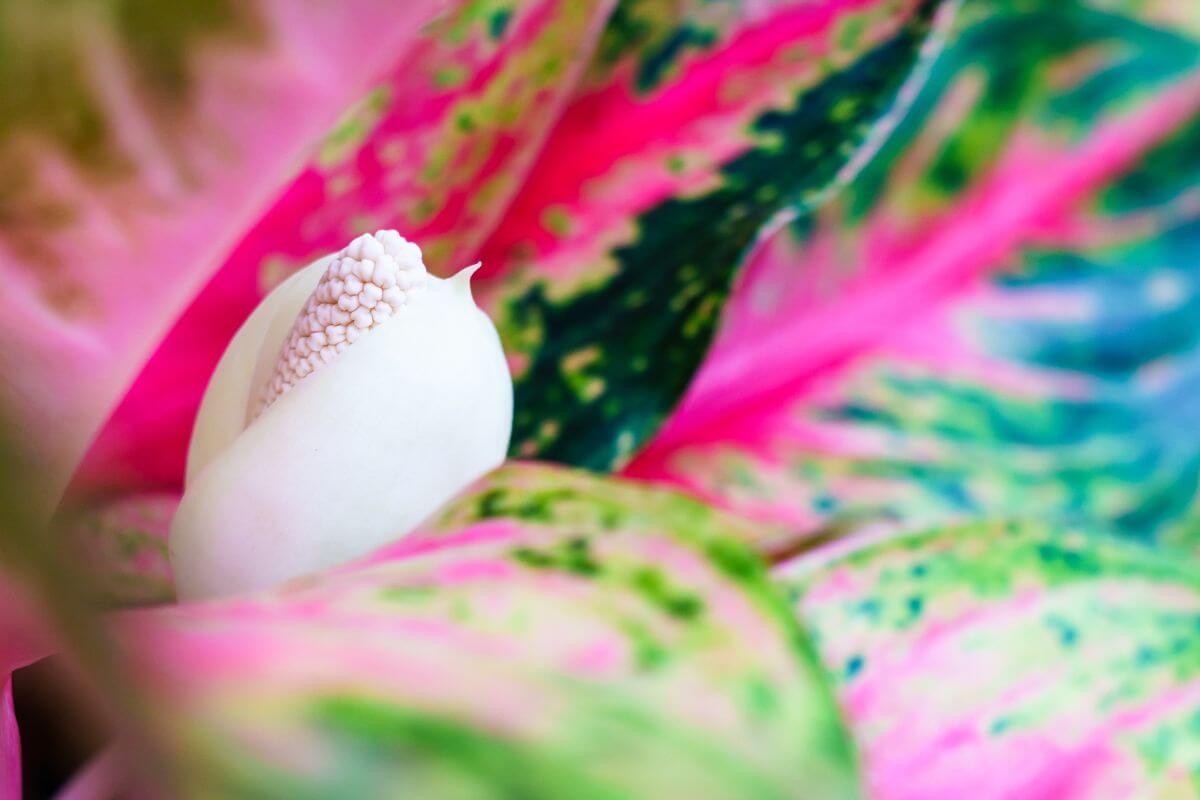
top-left (185, 257), bottom-right (331, 485)
top-left (171, 240), bottom-right (512, 600)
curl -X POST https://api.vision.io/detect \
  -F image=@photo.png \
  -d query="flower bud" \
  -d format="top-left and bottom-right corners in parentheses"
top-left (170, 232), bottom-right (512, 600)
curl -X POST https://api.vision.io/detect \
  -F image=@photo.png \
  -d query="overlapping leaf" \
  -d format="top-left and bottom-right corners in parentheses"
top-left (786, 519), bottom-right (1200, 798)
top-left (629, 0), bottom-right (1200, 554)
top-left (107, 464), bottom-right (859, 798)
top-left (0, 426), bottom-right (95, 794)
top-left (614, 6), bottom-right (1200, 792)
top-left (479, 0), bottom-right (956, 470)
top-left (12, 1), bottom-right (1200, 798)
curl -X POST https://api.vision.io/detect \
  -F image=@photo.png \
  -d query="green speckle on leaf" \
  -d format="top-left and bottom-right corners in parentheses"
top-left (505, 2), bottom-right (944, 471)
top-left (489, 8), bottom-right (513, 40)
top-left (631, 567), bottom-right (704, 620)
top-left (318, 85), bottom-right (392, 169)
top-left (435, 65), bottom-right (469, 89)
top-left (636, 24), bottom-right (718, 92)
top-left (542, 206), bottom-right (573, 237)
top-left (743, 676), bottom-right (780, 719)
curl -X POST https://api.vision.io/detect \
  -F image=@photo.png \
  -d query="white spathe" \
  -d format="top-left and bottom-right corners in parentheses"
top-left (170, 233), bottom-right (512, 600)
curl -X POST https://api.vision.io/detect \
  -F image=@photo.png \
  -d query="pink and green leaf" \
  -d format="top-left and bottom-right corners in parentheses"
top-left (55, 493), bottom-right (177, 608)
top-left (787, 519), bottom-right (1200, 798)
top-left (480, 0), bottom-right (957, 470)
top-left (628, 0), bottom-right (1200, 553)
top-left (107, 464), bottom-right (859, 797)
top-left (12, 1), bottom-right (1200, 797)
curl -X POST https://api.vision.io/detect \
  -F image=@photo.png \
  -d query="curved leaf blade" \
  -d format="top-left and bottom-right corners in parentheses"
top-left (110, 464), bottom-right (860, 797)
top-left (480, 0), bottom-right (958, 470)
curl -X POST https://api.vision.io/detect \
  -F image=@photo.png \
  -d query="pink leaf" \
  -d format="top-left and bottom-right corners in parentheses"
top-left (1, 676), bottom-right (17, 800)
top-left (74, 0), bottom-right (953, 489)
top-left (73, 0), bottom-right (616, 497)
top-left (0, 580), bottom-right (57, 800)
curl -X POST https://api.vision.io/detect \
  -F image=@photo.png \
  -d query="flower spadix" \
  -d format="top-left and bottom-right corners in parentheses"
top-left (170, 231), bottom-right (512, 600)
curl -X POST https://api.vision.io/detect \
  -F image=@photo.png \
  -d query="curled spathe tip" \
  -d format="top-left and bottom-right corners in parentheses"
top-left (451, 261), bottom-right (483, 291)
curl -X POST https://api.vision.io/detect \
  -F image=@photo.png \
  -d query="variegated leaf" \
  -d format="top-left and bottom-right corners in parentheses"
top-left (107, 464), bottom-right (860, 798)
top-left (481, 0), bottom-right (957, 470)
top-left (786, 519), bottom-right (1200, 798)
top-left (629, 0), bottom-right (1200, 555)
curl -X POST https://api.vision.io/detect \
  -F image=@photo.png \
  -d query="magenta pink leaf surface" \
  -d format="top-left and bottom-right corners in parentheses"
top-left (107, 464), bottom-right (859, 798)
top-left (2, 678), bottom-right (15, 800)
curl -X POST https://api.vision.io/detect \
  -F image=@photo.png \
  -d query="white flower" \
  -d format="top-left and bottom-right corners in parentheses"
top-left (170, 231), bottom-right (512, 600)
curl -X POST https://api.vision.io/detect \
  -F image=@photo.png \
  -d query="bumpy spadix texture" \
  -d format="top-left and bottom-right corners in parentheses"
top-left (256, 231), bottom-right (429, 416)
top-left (170, 231), bottom-right (512, 600)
